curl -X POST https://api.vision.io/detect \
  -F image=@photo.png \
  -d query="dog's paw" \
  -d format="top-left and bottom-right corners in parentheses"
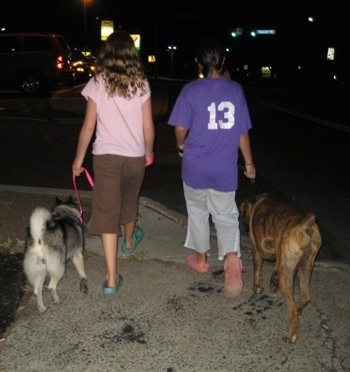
top-left (38, 304), bottom-right (47, 313)
top-left (36, 297), bottom-right (47, 313)
top-left (49, 289), bottom-right (60, 304)
top-left (283, 332), bottom-right (298, 343)
top-left (269, 278), bottom-right (279, 293)
top-left (80, 278), bottom-right (88, 295)
top-left (252, 285), bottom-right (264, 294)
top-left (52, 299), bottom-right (60, 305)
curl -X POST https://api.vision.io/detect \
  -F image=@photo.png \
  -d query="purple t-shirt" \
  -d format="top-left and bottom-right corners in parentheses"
top-left (168, 77), bottom-right (252, 191)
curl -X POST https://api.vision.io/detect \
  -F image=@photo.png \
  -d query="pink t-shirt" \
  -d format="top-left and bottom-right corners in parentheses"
top-left (82, 74), bottom-right (151, 157)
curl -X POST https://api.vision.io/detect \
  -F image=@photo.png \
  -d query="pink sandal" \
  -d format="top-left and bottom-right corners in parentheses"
top-left (224, 254), bottom-right (243, 297)
top-left (186, 255), bottom-right (210, 273)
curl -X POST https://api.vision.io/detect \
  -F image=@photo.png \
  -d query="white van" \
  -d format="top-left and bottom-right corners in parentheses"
top-left (0, 32), bottom-right (75, 95)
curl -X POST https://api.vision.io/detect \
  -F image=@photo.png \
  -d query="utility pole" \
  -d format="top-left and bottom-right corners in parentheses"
top-left (154, 11), bottom-right (158, 81)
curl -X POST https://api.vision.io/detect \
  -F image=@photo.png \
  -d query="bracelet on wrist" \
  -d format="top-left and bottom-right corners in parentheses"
top-left (245, 163), bottom-right (254, 165)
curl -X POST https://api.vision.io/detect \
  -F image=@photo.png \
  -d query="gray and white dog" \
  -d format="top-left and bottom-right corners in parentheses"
top-left (23, 196), bottom-right (88, 313)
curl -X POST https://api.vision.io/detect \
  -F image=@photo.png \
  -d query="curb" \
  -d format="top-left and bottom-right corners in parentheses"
top-left (1, 185), bottom-right (348, 272)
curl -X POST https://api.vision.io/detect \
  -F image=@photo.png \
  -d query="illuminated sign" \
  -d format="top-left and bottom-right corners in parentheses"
top-left (131, 34), bottom-right (141, 51)
top-left (101, 20), bottom-right (114, 41)
top-left (256, 29), bottom-right (276, 35)
top-left (327, 47), bottom-right (335, 61)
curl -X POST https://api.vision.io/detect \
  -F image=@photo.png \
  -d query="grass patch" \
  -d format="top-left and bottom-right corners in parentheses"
top-left (120, 251), bottom-right (149, 261)
top-left (0, 238), bottom-right (23, 253)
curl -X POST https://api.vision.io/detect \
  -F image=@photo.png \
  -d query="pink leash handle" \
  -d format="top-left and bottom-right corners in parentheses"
top-left (72, 167), bottom-right (94, 223)
top-left (82, 167), bottom-right (94, 187)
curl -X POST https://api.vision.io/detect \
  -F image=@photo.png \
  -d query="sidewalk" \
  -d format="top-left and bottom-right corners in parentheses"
top-left (0, 187), bottom-right (349, 371)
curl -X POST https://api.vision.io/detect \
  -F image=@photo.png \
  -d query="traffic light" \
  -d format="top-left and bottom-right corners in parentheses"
top-left (231, 28), bottom-right (243, 37)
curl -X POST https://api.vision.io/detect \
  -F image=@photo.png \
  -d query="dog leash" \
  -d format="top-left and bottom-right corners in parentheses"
top-left (72, 155), bottom-right (153, 223)
top-left (249, 178), bottom-right (257, 199)
top-left (72, 167), bottom-right (94, 223)
top-left (248, 177), bottom-right (268, 203)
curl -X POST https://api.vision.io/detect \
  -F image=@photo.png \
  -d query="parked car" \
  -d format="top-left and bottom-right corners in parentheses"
top-left (0, 32), bottom-right (75, 96)
top-left (71, 48), bottom-right (96, 83)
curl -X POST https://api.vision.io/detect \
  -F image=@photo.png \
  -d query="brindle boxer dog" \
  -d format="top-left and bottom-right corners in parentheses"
top-left (240, 193), bottom-right (322, 343)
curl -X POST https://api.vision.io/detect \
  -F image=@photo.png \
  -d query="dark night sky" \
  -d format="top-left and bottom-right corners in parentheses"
top-left (0, 1), bottom-right (347, 79)
top-left (0, 1), bottom-right (346, 47)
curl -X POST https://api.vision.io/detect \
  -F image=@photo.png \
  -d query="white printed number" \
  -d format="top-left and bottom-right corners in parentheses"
top-left (208, 102), bottom-right (235, 129)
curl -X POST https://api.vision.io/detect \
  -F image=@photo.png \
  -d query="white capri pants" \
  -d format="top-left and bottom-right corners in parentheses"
top-left (183, 182), bottom-right (241, 261)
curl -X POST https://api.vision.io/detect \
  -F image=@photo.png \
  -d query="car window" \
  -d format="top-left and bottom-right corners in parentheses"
top-left (56, 36), bottom-right (70, 51)
top-left (72, 50), bottom-right (84, 59)
top-left (0, 36), bottom-right (19, 53)
top-left (23, 37), bottom-right (52, 52)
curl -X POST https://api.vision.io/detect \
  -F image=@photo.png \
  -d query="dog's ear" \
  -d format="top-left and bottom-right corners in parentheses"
top-left (302, 213), bottom-right (317, 231)
top-left (55, 196), bottom-right (63, 205)
top-left (240, 200), bottom-right (252, 218)
top-left (66, 195), bottom-right (78, 208)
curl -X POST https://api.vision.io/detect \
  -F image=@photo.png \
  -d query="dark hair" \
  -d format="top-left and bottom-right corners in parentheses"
top-left (194, 37), bottom-right (227, 78)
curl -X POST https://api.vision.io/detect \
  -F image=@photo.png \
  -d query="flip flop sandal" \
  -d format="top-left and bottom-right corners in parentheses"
top-left (186, 254), bottom-right (210, 273)
top-left (121, 226), bottom-right (144, 254)
top-left (102, 274), bottom-right (123, 295)
top-left (224, 254), bottom-right (243, 298)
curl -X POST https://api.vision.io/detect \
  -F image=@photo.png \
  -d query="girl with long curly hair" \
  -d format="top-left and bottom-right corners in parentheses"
top-left (72, 30), bottom-right (155, 295)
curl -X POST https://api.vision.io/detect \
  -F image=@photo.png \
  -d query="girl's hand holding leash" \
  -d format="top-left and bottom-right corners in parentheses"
top-left (244, 163), bottom-right (256, 180)
top-left (72, 167), bottom-right (84, 177)
top-left (145, 153), bottom-right (154, 167)
top-left (72, 158), bottom-right (85, 177)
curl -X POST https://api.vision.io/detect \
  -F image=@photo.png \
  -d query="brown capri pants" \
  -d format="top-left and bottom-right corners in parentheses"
top-left (89, 154), bottom-right (145, 236)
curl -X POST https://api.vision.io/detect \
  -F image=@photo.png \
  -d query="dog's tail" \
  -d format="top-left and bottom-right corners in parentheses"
top-left (29, 207), bottom-right (51, 241)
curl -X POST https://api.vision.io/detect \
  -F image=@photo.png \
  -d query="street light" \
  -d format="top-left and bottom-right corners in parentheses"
top-left (167, 45), bottom-right (177, 77)
top-left (83, 0), bottom-right (91, 48)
